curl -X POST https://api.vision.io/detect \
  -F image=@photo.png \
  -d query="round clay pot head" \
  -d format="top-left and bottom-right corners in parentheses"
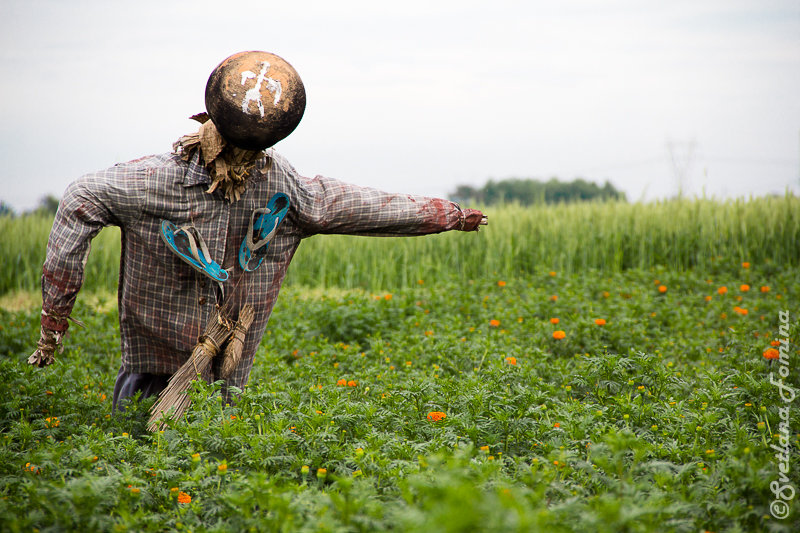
top-left (205, 51), bottom-right (306, 150)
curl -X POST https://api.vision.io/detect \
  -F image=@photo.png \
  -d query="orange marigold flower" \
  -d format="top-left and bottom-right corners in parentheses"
top-left (497, 280), bottom-right (506, 287)
top-left (347, 380), bottom-right (357, 387)
top-left (384, 293), bottom-right (392, 300)
top-left (704, 295), bottom-right (712, 302)
top-left (489, 319), bottom-right (500, 327)
top-left (594, 318), bottom-right (606, 326)
top-left (658, 285), bottom-right (667, 293)
top-left (427, 411), bottom-right (446, 422)
top-left (549, 295), bottom-right (558, 301)
top-left (553, 330), bottom-right (566, 340)
top-left (336, 379), bottom-right (347, 386)
top-left (740, 284), bottom-right (750, 292)
top-left (763, 348), bottom-right (779, 360)
top-left (505, 356), bottom-right (517, 365)
top-left (760, 286), bottom-right (770, 293)
top-left (602, 291), bottom-right (610, 298)
top-left (550, 317), bottom-right (560, 325)
top-left (553, 422), bottom-right (560, 428)
top-left (742, 262), bottom-right (750, 269)
top-left (771, 340), bottom-right (781, 347)
top-left (733, 306), bottom-right (748, 316)
top-left (718, 286), bottom-right (728, 295)
top-left (177, 492), bottom-right (192, 504)
top-left (549, 271), bottom-right (557, 277)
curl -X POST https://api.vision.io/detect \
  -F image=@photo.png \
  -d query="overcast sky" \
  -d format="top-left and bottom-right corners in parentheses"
top-left (1, 0), bottom-right (798, 211)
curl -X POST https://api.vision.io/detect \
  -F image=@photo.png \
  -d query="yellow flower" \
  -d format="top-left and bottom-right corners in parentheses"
top-left (217, 462), bottom-right (228, 475)
top-left (316, 468), bottom-right (328, 479)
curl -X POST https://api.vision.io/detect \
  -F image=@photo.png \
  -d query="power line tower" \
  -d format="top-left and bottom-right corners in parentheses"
top-left (666, 140), bottom-right (697, 199)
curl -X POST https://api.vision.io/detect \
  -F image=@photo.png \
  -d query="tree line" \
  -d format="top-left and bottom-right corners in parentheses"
top-left (450, 178), bottom-right (626, 205)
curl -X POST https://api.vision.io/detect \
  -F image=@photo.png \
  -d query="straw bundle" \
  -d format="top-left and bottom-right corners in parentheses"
top-left (220, 304), bottom-right (254, 379)
top-left (147, 304), bottom-right (253, 431)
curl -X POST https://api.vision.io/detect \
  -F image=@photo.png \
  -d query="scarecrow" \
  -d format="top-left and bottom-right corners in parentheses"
top-left (28, 51), bottom-right (487, 429)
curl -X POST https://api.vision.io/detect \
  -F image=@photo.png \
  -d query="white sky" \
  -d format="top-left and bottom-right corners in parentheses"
top-left (1, 0), bottom-right (798, 211)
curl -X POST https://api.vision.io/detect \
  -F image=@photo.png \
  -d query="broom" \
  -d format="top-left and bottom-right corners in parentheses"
top-left (147, 304), bottom-right (253, 431)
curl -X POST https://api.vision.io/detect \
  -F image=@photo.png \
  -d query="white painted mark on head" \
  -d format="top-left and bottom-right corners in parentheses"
top-left (240, 61), bottom-right (283, 117)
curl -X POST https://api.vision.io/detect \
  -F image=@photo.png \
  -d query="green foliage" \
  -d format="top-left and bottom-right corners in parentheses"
top-left (32, 194), bottom-right (61, 216)
top-left (1, 195), bottom-right (798, 296)
top-left (1, 263), bottom-right (799, 531)
top-left (0, 201), bottom-right (14, 218)
top-left (450, 177), bottom-right (626, 205)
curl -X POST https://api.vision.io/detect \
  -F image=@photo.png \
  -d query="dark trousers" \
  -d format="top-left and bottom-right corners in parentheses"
top-left (112, 366), bottom-right (170, 412)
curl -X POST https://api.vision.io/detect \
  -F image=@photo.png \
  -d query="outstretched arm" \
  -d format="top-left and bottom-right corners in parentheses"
top-left (293, 174), bottom-right (486, 237)
top-left (30, 170), bottom-right (141, 366)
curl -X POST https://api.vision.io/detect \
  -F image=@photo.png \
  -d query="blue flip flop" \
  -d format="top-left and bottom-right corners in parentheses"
top-left (160, 220), bottom-right (229, 283)
top-left (239, 193), bottom-right (290, 272)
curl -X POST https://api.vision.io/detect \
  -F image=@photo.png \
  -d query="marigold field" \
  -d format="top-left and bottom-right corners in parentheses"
top-left (1, 197), bottom-right (799, 532)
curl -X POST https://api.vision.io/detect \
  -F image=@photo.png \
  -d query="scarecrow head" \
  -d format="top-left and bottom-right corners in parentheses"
top-left (205, 51), bottom-right (306, 150)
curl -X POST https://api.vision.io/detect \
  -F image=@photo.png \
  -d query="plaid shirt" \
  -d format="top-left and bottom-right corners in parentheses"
top-left (41, 148), bottom-right (466, 389)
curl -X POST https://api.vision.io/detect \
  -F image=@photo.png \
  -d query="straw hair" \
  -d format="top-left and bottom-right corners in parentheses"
top-left (147, 304), bottom-right (253, 431)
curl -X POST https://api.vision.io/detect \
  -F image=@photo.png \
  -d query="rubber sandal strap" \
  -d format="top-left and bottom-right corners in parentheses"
top-left (246, 208), bottom-right (280, 253)
top-left (177, 225), bottom-right (213, 267)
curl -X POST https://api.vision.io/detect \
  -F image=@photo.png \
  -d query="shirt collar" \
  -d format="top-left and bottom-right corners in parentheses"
top-left (182, 151), bottom-right (211, 188)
